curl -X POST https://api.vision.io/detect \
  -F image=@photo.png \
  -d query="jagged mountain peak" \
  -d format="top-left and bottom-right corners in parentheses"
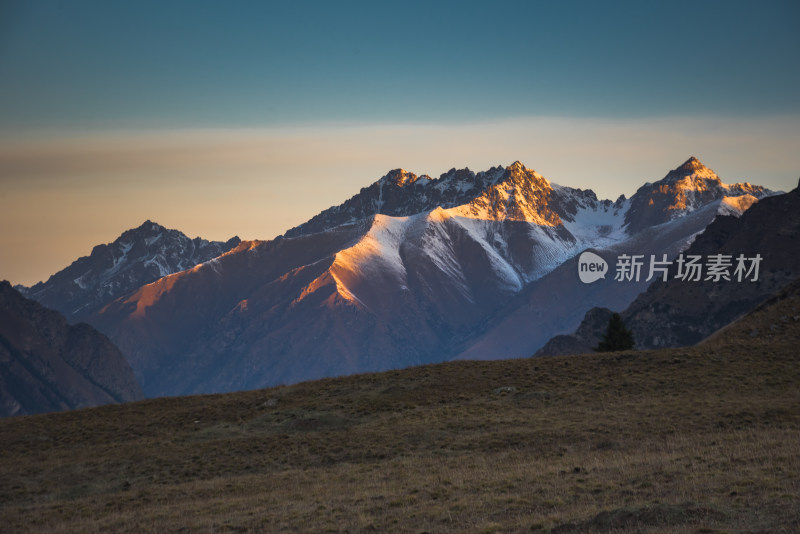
top-left (113, 220), bottom-right (165, 245)
top-left (500, 161), bottom-right (550, 188)
top-left (445, 162), bottom-right (563, 225)
top-left (285, 157), bottom-right (770, 241)
top-left (662, 156), bottom-right (720, 185)
top-left (677, 155), bottom-right (704, 172)
top-left (22, 222), bottom-right (241, 321)
top-left (120, 219), bottom-right (167, 238)
top-left (285, 162), bottom-right (564, 237)
top-left (438, 166), bottom-right (478, 183)
top-left (104, 220), bottom-right (240, 258)
top-left (380, 169), bottom-right (423, 188)
top-left (138, 219), bottom-right (164, 231)
top-left (624, 156), bottom-right (773, 233)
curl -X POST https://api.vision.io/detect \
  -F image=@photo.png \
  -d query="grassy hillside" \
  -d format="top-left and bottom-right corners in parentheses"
top-left (1, 285), bottom-right (799, 533)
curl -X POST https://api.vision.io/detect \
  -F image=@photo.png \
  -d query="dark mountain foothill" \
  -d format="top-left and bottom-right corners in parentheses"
top-left (0, 281), bottom-right (143, 417)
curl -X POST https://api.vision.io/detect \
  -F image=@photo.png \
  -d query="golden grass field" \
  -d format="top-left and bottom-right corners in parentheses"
top-left (1, 286), bottom-right (799, 533)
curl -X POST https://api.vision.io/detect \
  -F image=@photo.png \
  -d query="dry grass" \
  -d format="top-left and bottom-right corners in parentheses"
top-left (2, 294), bottom-right (800, 532)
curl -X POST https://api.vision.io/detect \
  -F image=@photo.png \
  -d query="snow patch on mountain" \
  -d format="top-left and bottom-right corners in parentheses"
top-left (524, 225), bottom-right (579, 278)
top-left (559, 194), bottom-right (630, 248)
top-left (328, 214), bottom-right (411, 305)
top-left (718, 194), bottom-right (759, 217)
top-left (420, 213), bottom-right (473, 301)
top-left (447, 216), bottom-right (524, 291)
top-left (336, 214), bottom-right (409, 278)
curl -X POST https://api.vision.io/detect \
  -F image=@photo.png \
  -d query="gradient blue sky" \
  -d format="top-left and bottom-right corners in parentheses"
top-left (1, 0), bottom-right (799, 285)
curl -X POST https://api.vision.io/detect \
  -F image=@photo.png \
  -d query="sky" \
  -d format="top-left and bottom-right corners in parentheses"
top-left (1, 0), bottom-right (799, 286)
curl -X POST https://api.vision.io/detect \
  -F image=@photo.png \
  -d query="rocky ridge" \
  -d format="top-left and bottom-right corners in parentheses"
top-left (19, 220), bottom-right (240, 322)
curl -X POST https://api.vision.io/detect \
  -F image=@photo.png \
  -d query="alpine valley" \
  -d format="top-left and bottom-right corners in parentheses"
top-left (14, 157), bottom-right (780, 399)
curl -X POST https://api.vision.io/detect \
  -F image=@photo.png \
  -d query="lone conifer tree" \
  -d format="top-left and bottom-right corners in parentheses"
top-left (595, 313), bottom-right (635, 352)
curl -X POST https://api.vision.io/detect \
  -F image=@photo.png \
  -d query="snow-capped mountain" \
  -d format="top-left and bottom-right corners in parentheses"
top-left (289, 161), bottom-right (626, 237)
top-left (536, 180), bottom-right (800, 355)
top-left (316, 162), bottom-right (633, 307)
top-left (19, 221), bottom-right (241, 322)
top-left (455, 158), bottom-right (775, 361)
top-left (622, 180), bottom-right (800, 349)
top-left (79, 157), bottom-right (773, 397)
top-left (286, 161), bottom-right (635, 296)
top-left (624, 157), bottom-right (769, 233)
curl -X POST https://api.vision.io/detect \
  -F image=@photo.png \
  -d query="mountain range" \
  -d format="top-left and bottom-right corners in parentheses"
top-left (40, 156), bottom-right (769, 398)
top-left (5, 156), bottom-right (789, 403)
